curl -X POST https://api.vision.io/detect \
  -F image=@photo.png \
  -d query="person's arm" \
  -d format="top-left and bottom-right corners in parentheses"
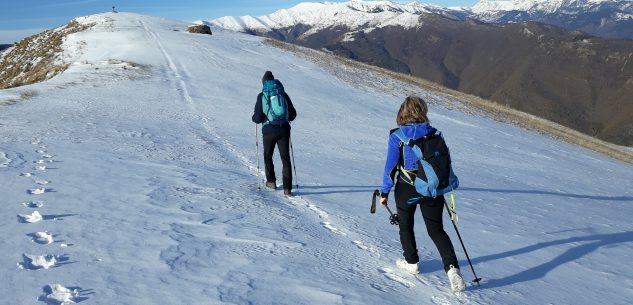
top-left (285, 93), bottom-right (297, 121)
top-left (380, 132), bottom-right (401, 203)
top-left (252, 93), bottom-right (265, 124)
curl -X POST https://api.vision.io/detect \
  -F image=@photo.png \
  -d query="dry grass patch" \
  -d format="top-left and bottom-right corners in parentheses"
top-left (265, 38), bottom-right (633, 164)
top-left (0, 20), bottom-right (94, 89)
top-left (0, 89), bottom-right (38, 106)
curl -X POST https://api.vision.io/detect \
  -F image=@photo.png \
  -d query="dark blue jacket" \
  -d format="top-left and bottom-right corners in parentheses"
top-left (252, 91), bottom-right (297, 135)
top-left (381, 123), bottom-right (437, 196)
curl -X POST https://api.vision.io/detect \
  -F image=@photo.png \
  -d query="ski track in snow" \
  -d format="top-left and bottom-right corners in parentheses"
top-left (137, 18), bottom-right (397, 303)
top-left (145, 15), bottom-right (356, 248)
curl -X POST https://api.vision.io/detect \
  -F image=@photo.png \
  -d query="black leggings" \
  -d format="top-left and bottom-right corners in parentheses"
top-left (263, 130), bottom-right (292, 190)
top-left (395, 180), bottom-right (458, 272)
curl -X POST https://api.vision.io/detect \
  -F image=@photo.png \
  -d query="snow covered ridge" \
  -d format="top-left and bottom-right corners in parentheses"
top-left (470, 0), bottom-right (633, 38)
top-left (211, 0), bottom-right (470, 33)
top-left (472, 0), bottom-right (627, 14)
top-left (1, 11), bottom-right (632, 304)
top-left (213, 0), bottom-right (633, 39)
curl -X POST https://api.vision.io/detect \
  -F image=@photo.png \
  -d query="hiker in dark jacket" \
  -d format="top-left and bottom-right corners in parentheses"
top-left (380, 95), bottom-right (466, 292)
top-left (252, 71), bottom-right (297, 195)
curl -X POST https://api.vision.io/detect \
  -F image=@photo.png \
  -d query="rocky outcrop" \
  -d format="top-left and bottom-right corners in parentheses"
top-left (186, 24), bottom-right (212, 35)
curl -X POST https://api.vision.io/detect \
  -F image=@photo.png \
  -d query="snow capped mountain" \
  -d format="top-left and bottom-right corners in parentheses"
top-left (214, 0), bottom-right (633, 39)
top-left (472, 0), bottom-right (624, 14)
top-left (212, 0), bottom-right (469, 35)
top-left (211, 0), bottom-right (633, 146)
top-left (471, 0), bottom-right (633, 39)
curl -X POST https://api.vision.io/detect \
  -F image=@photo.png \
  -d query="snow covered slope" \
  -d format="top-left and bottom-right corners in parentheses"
top-left (1, 12), bottom-right (632, 305)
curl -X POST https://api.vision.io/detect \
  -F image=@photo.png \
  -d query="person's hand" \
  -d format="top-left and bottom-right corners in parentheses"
top-left (380, 197), bottom-right (387, 206)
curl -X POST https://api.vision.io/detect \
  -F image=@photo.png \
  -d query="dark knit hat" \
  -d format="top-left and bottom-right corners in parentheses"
top-left (262, 71), bottom-right (274, 84)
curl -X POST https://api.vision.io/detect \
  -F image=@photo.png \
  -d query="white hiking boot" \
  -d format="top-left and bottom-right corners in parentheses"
top-left (396, 258), bottom-right (419, 274)
top-left (447, 265), bottom-right (466, 292)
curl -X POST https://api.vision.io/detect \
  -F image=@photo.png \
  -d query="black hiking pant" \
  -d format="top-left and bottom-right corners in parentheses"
top-left (395, 179), bottom-right (459, 272)
top-left (263, 129), bottom-right (292, 190)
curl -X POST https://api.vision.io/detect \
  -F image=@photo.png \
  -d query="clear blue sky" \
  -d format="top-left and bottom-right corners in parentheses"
top-left (0, 0), bottom-right (479, 43)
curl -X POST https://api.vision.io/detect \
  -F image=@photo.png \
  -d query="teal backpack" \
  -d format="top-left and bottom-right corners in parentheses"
top-left (262, 80), bottom-right (289, 126)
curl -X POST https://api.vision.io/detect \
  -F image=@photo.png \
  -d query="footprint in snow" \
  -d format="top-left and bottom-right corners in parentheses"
top-left (36, 150), bottom-right (47, 154)
top-left (431, 294), bottom-right (466, 305)
top-left (35, 180), bottom-right (50, 185)
top-left (18, 211), bottom-right (43, 223)
top-left (34, 165), bottom-right (47, 171)
top-left (321, 221), bottom-right (346, 236)
top-left (0, 152), bottom-right (10, 168)
top-left (20, 172), bottom-right (34, 177)
top-left (308, 203), bottom-right (329, 219)
top-left (18, 254), bottom-right (58, 270)
top-left (378, 267), bottom-right (416, 288)
top-left (22, 201), bottom-right (44, 208)
top-left (28, 188), bottom-right (51, 195)
top-left (34, 160), bottom-right (45, 164)
top-left (42, 154), bottom-right (53, 159)
top-left (30, 231), bottom-right (54, 244)
top-left (352, 240), bottom-right (380, 255)
top-left (39, 284), bottom-right (90, 305)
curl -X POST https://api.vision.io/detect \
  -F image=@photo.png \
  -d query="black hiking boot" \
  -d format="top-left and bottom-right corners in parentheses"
top-left (284, 189), bottom-right (292, 197)
top-left (266, 182), bottom-right (276, 190)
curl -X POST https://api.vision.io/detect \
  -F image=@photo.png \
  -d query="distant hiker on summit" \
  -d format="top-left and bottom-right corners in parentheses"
top-left (379, 95), bottom-right (466, 292)
top-left (252, 71), bottom-right (297, 196)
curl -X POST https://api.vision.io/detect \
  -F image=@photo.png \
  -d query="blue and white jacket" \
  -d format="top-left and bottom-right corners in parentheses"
top-left (381, 123), bottom-right (437, 197)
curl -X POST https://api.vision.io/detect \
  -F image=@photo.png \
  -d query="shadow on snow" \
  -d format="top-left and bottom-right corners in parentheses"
top-left (470, 231), bottom-right (633, 289)
top-left (459, 187), bottom-right (633, 202)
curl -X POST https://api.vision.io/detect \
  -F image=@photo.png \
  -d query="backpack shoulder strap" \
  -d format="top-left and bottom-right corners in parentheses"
top-left (394, 128), bottom-right (425, 159)
top-left (261, 93), bottom-right (273, 125)
top-left (392, 128), bottom-right (409, 146)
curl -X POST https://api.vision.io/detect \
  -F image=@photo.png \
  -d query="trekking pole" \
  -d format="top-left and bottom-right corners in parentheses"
top-left (372, 190), bottom-right (399, 225)
top-left (444, 196), bottom-right (482, 285)
top-left (256, 124), bottom-right (260, 190)
top-left (289, 135), bottom-right (298, 190)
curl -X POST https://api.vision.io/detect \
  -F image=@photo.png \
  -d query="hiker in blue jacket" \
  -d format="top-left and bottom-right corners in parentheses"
top-left (252, 71), bottom-right (297, 196)
top-left (380, 95), bottom-right (466, 292)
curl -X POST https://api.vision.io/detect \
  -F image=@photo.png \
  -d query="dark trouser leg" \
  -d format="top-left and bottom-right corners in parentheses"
top-left (420, 196), bottom-right (459, 272)
top-left (262, 133), bottom-right (278, 183)
top-left (395, 182), bottom-right (420, 264)
top-left (277, 130), bottom-right (292, 191)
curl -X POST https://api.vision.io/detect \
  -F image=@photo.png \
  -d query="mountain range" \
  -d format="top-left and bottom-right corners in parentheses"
top-left (212, 0), bottom-right (633, 146)
top-left (214, 0), bottom-right (633, 39)
top-left (472, 0), bottom-right (633, 39)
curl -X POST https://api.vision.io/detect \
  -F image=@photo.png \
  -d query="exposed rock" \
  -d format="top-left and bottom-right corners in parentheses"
top-left (186, 24), bottom-right (212, 35)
